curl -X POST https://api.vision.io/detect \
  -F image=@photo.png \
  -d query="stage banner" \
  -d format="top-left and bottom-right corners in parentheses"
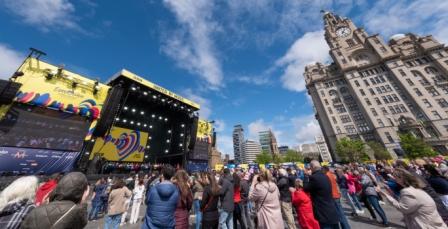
top-left (197, 119), bottom-right (213, 143)
top-left (0, 147), bottom-right (79, 174)
top-left (12, 57), bottom-right (110, 139)
top-left (89, 126), bottom-right (147, 162)
top-left (187, 161), bottom-right (208, 173)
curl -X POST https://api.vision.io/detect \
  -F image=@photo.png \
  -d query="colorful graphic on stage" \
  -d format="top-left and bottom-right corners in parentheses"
top-left (197, 119), bottom-right (213, 143)
top-left (10, 57), bottom-right (110, 139)
top-left (0, 147), bottom-right (80, 175)
top-left (90, 126), bottom-right (148, 162)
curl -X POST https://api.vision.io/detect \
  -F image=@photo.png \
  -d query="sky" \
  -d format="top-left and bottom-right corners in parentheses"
top-left (0, 0), bottom-right (447, 158)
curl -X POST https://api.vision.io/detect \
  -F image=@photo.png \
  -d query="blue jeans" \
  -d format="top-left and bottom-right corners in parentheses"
top-left (104, 214), bottom-right (122, 229)
top-left (241, 203), bottom-right (252, 229)
top-left (89, 201), bottom-right (102, 220)
top-left (219, 209), bottom-right (234, 229)
top-left (334, 198), bottom-right (351, 229)
top-left (194, 199), bottom-right (202, 229)
top-left (340, 189), bottom-right (362, 213)
top-left (319, 223), bottom-right (340, 229)
top-left (366, 195), bottom-right (388, 225)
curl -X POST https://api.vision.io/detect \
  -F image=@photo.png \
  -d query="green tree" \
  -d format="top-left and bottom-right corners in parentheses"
top-left (399, 133), bottom-right (437, 159)
top-left (255, 150), bottom-right (272, 164)
top-left (282, 150), bottom-right (304, 163)
top-left (272, 153), bottom-right (283, 164)
top-left (367, 141), bottom-right (392, 160)
top-left (336, 138), bottom-right (366, 162)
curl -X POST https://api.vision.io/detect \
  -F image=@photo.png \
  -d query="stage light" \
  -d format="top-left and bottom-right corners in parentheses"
top-left (130, 121), bottom-right (134, 124)
top-left (143, 124), bottom-right (147, 127)
top-left (174, 104), bottom-right (178, 107)
top-left (164, 118), bottom-right (168, 122)
top-left (165, 149), bottom-right (169, 153)
top-left (140, 111), bottom-right (144, 115)
top-left (168, 130), bottom-right (172, 133)
top-left (146, 146), bottom-right (150, 149)
top-left (145, 155), bottom-right (148, 158)
top-left (179, 143), bottom-right (183, 147)
top-left (162, 99), bottom-right (165, 102)
top-left (181, 124), bottom-right (185, 128)
top-left (159, 116), bottom-right (162, 120)
top-left (143, 91), bottom-right (148, 96)
top-left (187, 108), bottom-right (191, 112)
top-left (115, 117), bottom-right (120, 121)
top-left (123, 119), bottom-right (127, 123)
top-left (166, 139), bottom-right (170, 143)
top-left (91, 139), bottom-right (95, 142)
top-left (180, 133), bottom-right (184, 137)
top-left (131, 87), bottom-right (136, 91)
top-left (151, 114), bottom-right (155, 118)
top-left (181, 106), bottom-right (184, 109)
top-left (148, 136), bottom-right (152, 139)
top-left (153, 95), bottom-right (157, 99)
top-left (124, 106), bottom-right (128, 110)
top-left (132, 108), bottom-right (136, 112)
top-left (137, 122), bottom-right (141, 126)
top-left (150, 125), bottom-right (153, 129)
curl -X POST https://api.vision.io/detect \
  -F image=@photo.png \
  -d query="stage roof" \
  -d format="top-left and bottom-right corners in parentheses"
top-left (109, 69), bottom-right (200, 110)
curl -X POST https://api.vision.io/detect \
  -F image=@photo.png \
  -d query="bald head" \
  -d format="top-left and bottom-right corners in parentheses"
top-left (310, 160), bottom-right (321, 172)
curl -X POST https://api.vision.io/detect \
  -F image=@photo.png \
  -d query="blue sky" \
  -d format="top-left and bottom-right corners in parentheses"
top-left (0, 0), bottom-right (447, 158)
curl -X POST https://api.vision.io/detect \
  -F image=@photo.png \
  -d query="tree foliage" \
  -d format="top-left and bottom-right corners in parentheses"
top-left (255, 150), bottom-right (272, 164)
top-left (399, 133), bottom-right (437, 159)
top-left (367, 141), bottom-right (392, 160)
top-left (336, 138), bottom-right (366, 162)
top-left (282, 150), bottom-right (304, 163)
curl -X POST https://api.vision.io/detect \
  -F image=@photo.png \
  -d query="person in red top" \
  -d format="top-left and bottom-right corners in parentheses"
top-left (291, 179), bottom-right (320, 229)
top-left (233, 172), bottom-right (246, 229)
top-left (34, 173), bottom-right (61, 206)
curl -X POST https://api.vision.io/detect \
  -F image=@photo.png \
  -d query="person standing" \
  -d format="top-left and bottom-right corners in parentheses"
top-left (88, 178), bottom-right (107, 221)
top-left (0, 176), bottom-right (39, 229)
top-left (22, 172), bottom-right (90, 229)
top-left (379, 168), bottom-right (448, 229)
top-left (233, 172), bottom-right (246, 229)
top-left (129, 178), bottom-right (145, 224)
top-left (201, 172), bottom-right (220, 229)
top-left (142, 165), bottom-right (179, 229)
top-left (34, 173), bottom-right (61, 207)
top-left (249, 170), bottom-right (284, 229)
top-left (219, 169), bottom-right (234, 229)
top-left (173, 170), bottom-right (193, 229)
top-left (359, 167), bottom-right (388, 227)
top-left (104, 179), bottom-right (132, 229)
top-left (322, 166), bottom-right (351, 229)
top-left (192, 173), bottom-right (204, 229)
top-left (303, 160), bottom-right (339, 229)
top-left (290, 179), bottom-right (320, 229)
top-left (240, 172), bottom-right (253, 229)
top-left (277, 169), bottom-right (296, 229)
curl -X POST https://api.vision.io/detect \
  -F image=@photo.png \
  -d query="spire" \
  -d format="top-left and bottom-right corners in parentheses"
top-left (322, 11), bottom-right (342, 27)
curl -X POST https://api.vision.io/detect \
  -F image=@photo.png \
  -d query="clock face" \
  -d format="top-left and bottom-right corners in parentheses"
top-left (336, 27), bottom-right (351, 38)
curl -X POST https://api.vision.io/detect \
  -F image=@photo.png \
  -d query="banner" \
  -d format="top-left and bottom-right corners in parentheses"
top-left (214, 163), bottom-right (224, 171)
top-left (13, 57), bottom-right (110, 139)
top-left (197, 119), bottom-right (213, 142)
top-left (89, 126), bottom-right (147, 162)
top-left (187, 161), bottom-right (209, 173)
top-left (0, 147), bottom-right (79, 174)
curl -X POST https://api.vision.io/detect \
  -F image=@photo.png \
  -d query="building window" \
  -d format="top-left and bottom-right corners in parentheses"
top-left (373, 38), bottom-right (380, 44)
top-left (426, 87), bottom-right (440, 96)
top-left (320, 90), bottom-right (325, 97)
top-left (445, 60), bottom-right (448, 65)
top-left (374, 98), bottom-right (381, 105)
top-left (354, 80), bottom-right (360, 87)
top-left (432, 111), bottom-right (442, 120)
top-left (385, 132), bottom-right (394, 143)
top-left (380, 47), bottom-right (387, 53)
top-left (406, 79), bottom-right (414, 86)
top-left (399, 104), bottom-right (408, 113)
top-left (360, 89), bottom-right (366, 96)
top-left (371, 108), bottom-right (378, 116)
top-left (385, 85), bottom-right (392, 92)
top-left (352, 112), bottom-right (365, 121)
top-left (345, 125), bottom-right (357, 134)
top-left (423, 99), bottom-right (432, 108)
top-left (346, 39), bottom-right (355, 47)
top-left (335, 105), bottom-right (347, 113)
top-left (364, 79), bottom-right (370, 86)
top-left (332, 117), bottom-right (338, 124)
top-left (336, 126), bottom-right (342, 134)
top-left (381, 107), bottom-right (388, 114)
top-left (369, 88), bottom-right (376, 95)
top-left (414, 88), bottom-right (423, 96)
top-left (377, 119), bottom-right (385, 127)
top-left (357, 122), bottom-right (370, 132)
top-left (389, 106), bottom-right (396, 114)
top-left (328, 107), bottom-right (333, 114)
top-left (437, 98), bottom-right (448, 108)
top-left (364, 98), bottom-right (371, 106)
top-left (341, 115), bottom-right (351, 123)
top-left (392, 94), bottom-right (400, 102)
top-left (324, 99), bottom-right (329, 105)
top-left (398, 69), bottom-right (406, 76)
top-left (388, 118), bottom-right (394, 126)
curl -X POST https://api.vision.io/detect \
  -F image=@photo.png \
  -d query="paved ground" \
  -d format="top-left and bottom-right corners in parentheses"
top-left (86, 200), bottom-right (405, 229)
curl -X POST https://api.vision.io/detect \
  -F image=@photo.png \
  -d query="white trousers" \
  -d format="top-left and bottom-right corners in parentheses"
top-left (129, 198), bottom-right (142, 224)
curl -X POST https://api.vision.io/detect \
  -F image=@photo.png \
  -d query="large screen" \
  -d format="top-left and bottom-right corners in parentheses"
top-left (190, 140), bottom-right (210, 160)
top-left (0, 103), bottom-right (91, 151)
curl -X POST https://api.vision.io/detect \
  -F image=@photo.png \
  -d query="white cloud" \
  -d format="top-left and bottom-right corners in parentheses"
top-left (182, 89), bottom-right (211, 119)
top-left (247, 119), bottom-right (283, 144)
top-left (162, 0), bottom-right (223, 89)
top-left (217, 134), bottom-right (233, 157)
top-left (363, 0), bottom-right (448, 43)
top-left (1, 0), bottom-right (81, 32)
top-left (0, 44), bottom-right (23, 79)
top-left (276, 30), bottom-right (330, 92)
top-left (214, 119), bottom-right (225, 132)
top-left (292, 115), bottom-right (322, 144)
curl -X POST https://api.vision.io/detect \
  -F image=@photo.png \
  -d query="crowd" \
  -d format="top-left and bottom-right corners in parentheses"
top-left (0, 158), bottom-right (448, 229)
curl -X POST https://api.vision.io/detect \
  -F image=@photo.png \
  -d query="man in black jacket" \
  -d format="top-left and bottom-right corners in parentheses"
top-left (219, 169), bottom-right (234, 229)
top-left (303, 160), bottom-right (339, 229)
top-left (278, 169), bottom-right (296, 229)
top-left (240, 172), bottom-right (252, 229)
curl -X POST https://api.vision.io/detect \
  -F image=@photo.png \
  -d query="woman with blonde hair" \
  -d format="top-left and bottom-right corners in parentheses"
top-left (0, 176), bottom-right (39, 229)
top-left (249, 169), bottom-right (284, 229)
top-left (379, 168), bottom-right (448, 229)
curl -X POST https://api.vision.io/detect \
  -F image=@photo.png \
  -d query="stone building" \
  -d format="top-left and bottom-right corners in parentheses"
top-left (305, 12), bottom-right (448, 160)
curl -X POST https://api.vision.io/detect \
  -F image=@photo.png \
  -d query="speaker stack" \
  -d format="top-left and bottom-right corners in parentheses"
top-left (92, 86), bottom-right (124, 137)
top-left (0, 79), bottom-right (22, 105)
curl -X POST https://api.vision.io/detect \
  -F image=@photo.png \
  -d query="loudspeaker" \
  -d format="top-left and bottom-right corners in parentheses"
top-left (92, 86), bottom-right (124, 137)
top-left (188, 116), bottom-right (199, 150)
top-left (0, 80), bottom-right (22, 105)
